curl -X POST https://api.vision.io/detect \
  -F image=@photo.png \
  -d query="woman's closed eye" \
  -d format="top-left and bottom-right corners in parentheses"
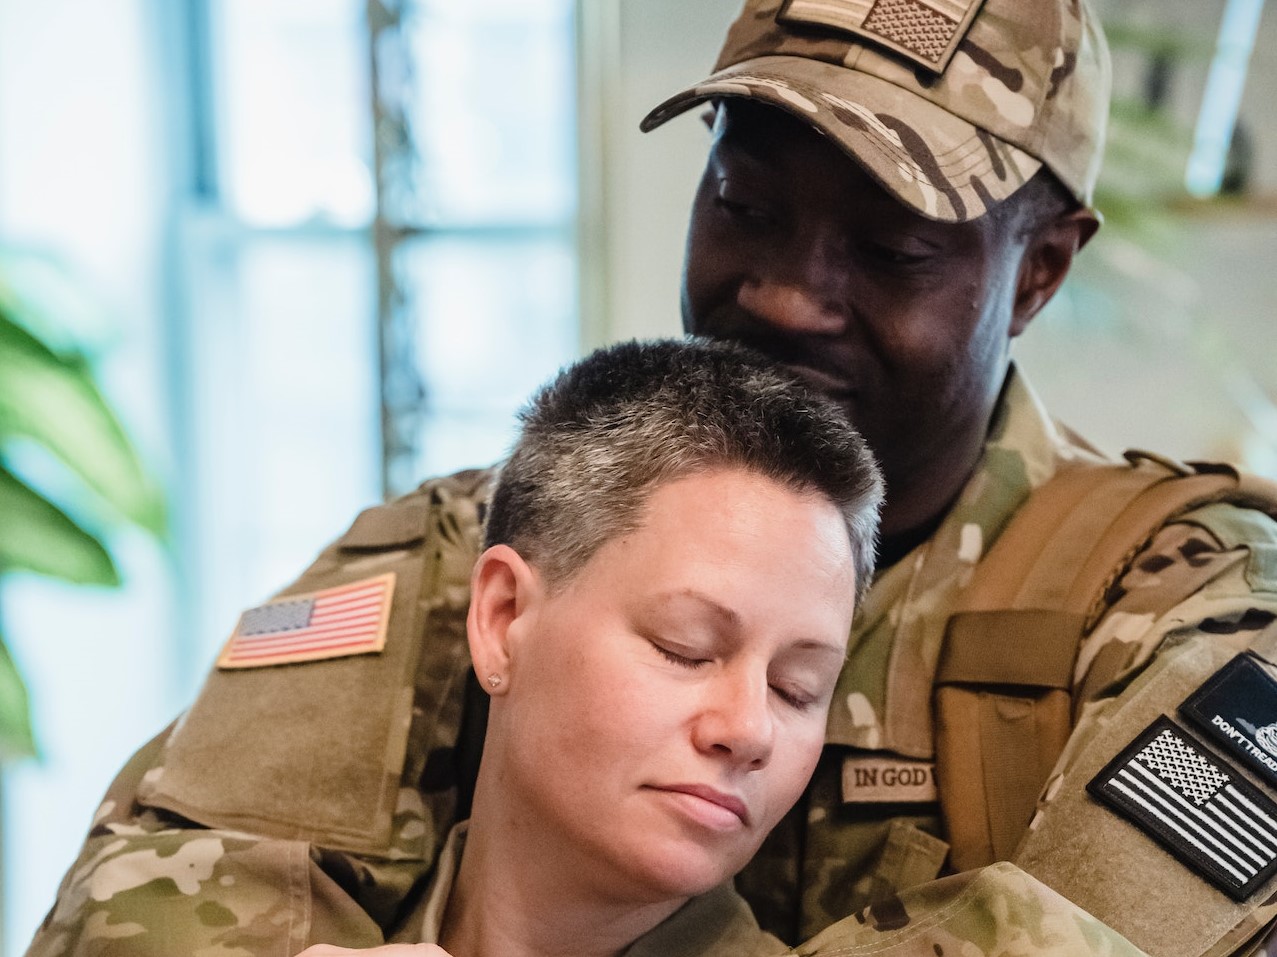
top-left (650, 639), bottom-right (827, 712)
top-left (650, 639), bottom-right (711, 669)
top-left (770, 657), bottom-right (842, 713)
top-left (769, 681), bottom-right (818, 711)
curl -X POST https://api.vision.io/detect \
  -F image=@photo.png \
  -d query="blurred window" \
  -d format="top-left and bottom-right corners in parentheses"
top-left (186, 0), bottom-right (580, 665)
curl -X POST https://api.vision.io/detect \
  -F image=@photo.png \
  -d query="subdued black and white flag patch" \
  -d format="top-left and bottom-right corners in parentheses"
top-left (1088, 715), bottom-right (1277, 900)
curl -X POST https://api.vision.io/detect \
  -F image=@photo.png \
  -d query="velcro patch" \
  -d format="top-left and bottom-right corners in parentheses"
top-left (1181, 653), bottom-right (1277, 789)
top-left (217, 573), bottom-right (396, 669)
top-left (842, 755), bottom-right (937, 803)
top-left (779, 0), bottom-right (986, 72)
top-left (1088, 715), bottom-right (1277, 901)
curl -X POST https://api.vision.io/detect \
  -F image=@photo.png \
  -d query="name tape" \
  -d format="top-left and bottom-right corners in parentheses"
top-left (842, 755), bottom-right (937, 804)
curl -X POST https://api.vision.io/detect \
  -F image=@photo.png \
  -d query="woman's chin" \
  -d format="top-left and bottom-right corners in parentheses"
top-left (615, 839), bottom-right (746, 902)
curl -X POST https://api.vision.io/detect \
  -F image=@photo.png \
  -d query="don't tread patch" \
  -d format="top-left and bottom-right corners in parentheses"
top-left (1088, 715), bottom-right (1277, 901)
top-left (1181, 654), bottom-right (1277, 789)
top-left (842, 755), bottom-right (937, 804)
top-left (218, 573), bottom-right (395, 669)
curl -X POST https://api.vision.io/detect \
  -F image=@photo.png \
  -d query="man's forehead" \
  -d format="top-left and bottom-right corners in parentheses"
top-left (710, 100), bottom-right (967, 223)
top-left (644, 0), bottom-right (1109, 222)
top-left (711, 99), bottom-right (841, 163)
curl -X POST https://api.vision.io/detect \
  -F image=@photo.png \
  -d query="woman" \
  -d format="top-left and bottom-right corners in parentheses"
top-left (308, 337), bottom-right (881, 957)
top-left (297, 340), bottom-right (1145, 957)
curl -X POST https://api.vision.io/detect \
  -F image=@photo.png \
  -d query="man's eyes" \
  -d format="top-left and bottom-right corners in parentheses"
top-left (715, 180), bottom-right (773, 223)
top-left (863, 240), bottom-right (931, 267)
top-left (713, 179), bottom-right (934, 268)
top-left (714, 195), bottom-right (773, 222)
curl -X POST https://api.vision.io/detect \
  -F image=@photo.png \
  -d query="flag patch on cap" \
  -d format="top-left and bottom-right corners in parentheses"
top-left (1088, 716), bottom-right (1277, 901)
top-left (218, 573), bottom-right (395, 669)
top-left (779, 0), bottom-right (986, 72)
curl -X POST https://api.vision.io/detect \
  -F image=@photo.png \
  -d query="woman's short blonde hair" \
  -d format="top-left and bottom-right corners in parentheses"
top-left (484, 337), bottom-right (883, 603)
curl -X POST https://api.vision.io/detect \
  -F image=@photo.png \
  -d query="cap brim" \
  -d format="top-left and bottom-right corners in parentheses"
top-left (641, 56), bottom-right (1042, 224)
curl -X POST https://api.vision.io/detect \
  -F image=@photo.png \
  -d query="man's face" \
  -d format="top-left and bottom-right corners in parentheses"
top-left (682, 101), bottom-right (1032, 526)
top-left (498, 468), bottom-right (856, 902)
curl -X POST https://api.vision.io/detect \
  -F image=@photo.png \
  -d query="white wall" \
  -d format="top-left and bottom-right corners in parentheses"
top-left (585, 0), bottom-right (740, 347)
top-left (1017, 0), bottom-right (1277, 465)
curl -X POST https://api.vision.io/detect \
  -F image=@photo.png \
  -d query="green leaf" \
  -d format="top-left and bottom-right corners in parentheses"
top-left (1102, 22), bottom-right (1216, 61)
top-left (0, 463), bottom-right (119, 585)
top-left (0, 253), bottom-right (115, 354)
top-left (0, 628), bottom-right (36, 760)
top-left (0, 308), bottom-right (165, 536)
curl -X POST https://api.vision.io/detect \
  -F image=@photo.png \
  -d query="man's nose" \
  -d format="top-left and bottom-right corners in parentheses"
top-left (736, 236), bottom-right (851, 335)
top-left (693, 670), bottom-right (776, 769)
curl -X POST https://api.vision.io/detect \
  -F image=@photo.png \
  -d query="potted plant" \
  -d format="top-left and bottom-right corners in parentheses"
top-left (0, 257), bottom-right (165, 758)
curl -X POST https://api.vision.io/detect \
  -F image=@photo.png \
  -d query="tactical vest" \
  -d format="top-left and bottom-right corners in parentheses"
top-left (934, 449), bottom-right (1277, 873)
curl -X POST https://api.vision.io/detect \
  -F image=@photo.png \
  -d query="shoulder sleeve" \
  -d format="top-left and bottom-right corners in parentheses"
top-left (1016, 504), bottom-right (1277, 956)
top-left (790, 862), bottom-right (1147, 956)
top-left (25, 823), bottom-right (387, 957)
top-left (26, 467), bottom-right (497, 956)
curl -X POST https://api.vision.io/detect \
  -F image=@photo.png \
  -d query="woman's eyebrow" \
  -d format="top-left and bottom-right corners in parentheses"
top-left (789, 639), bottom-right (849, 662)
top-left (649, 589), bottom-right (742, 631)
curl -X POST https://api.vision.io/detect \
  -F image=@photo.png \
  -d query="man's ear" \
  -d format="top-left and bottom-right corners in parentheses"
top-left (1011, 207), bottom-right (1100, 337)
top-left (466, 544), bottom-right (542, 696)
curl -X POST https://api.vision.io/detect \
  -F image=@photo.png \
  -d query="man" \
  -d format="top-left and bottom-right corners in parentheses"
top-left (26, 0), bottom-right (1277, 955)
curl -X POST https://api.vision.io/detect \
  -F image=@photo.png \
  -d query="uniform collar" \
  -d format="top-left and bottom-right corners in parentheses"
top-left (418, 823), bottom-right (778, 955)
top-left (420, 821), bottom-right (468, 943)
top-left (827, 366), bottom-right (1105, 756)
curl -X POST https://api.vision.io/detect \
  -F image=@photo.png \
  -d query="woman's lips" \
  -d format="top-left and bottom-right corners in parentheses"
top-left (650, 784), bottom-right (751, 831)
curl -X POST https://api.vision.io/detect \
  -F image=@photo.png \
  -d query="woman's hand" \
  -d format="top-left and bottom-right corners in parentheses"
top-left (295, 946), bottom-right (452, 956)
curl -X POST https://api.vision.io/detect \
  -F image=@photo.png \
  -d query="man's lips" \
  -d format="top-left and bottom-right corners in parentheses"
top-left (694, 318), bottom-right (857, 402)
top-left (650, 784), bottom-right (751, 830)
top-left (781, 363), bottom-right (855, 401)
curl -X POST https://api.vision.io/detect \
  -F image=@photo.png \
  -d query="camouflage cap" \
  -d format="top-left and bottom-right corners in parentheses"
top-left (641, 0), bottom-right (1111, 223)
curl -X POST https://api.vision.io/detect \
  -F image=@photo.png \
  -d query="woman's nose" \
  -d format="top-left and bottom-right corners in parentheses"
top-left (693, 672), bottom-right (776, 769)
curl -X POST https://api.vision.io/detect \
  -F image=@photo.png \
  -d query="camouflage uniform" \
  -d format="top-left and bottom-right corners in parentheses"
top-left (737, 370), bottom-right (1277, 956)
top-left (25, 369), bottom-right (1263, 956)
top-left (400, 823), bottom-right (1143, 956)
top-left (793, 863), bottom-right (1147, 957)
top-left (408, 824), bottom-right (787, 957)
top-left (24, 0), bottom-right (1277, 951)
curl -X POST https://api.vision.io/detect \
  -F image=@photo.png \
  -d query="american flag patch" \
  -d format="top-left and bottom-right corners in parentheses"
top-left (217, 573), bottom-right (395, 669)
top-left (1088, 716), bottom-right (1277, 900)
top-left (779, 0), bottom-right (986, 72)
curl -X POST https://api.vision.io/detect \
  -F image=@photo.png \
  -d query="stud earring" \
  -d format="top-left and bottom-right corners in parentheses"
top-left (487, 674), bottom-right (502, 689)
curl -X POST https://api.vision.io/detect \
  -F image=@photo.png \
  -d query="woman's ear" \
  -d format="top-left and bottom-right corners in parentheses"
top-left (467, 544), bottom-right (542, 696)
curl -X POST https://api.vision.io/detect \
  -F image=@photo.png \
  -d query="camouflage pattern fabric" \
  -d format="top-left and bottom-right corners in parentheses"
top-left (408, 825), bottom-right (1144, 956)
top-left (735, 367), bottom-right (1277, 953)
top-left (641, 0), bottom-right (1111, 222)
top-left (1014, 507), bottom-right (1277, 957)
top-left (25, 470), bottom-right (497, 957)
top-left (793, 862), bottom-right (1147, 956)
top-left (406, 824), bottom-right (789, 956)
top-left (24, 367), bottom-right (1277, 956)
